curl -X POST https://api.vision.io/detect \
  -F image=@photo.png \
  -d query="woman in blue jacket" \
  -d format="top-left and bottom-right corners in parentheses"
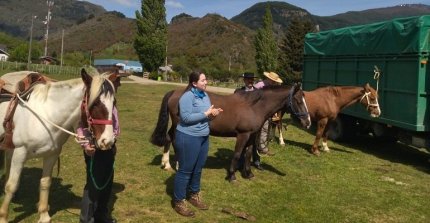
top-left (173, 71), bottom-right (223, 217)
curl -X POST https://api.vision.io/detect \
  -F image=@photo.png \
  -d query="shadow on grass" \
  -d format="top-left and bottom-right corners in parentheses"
top-left (282, 138), bottom-right (353, 154)
top-left (0, 167), bottom-right (81, 223)
top-left (344, 136), bottom-right (430, 173)
top-left (0, 167), bottom-right (125, 223)
top-left (164, 174), bottom-right (175, 201)
top-left (287, 120), bottom-right (430, 174)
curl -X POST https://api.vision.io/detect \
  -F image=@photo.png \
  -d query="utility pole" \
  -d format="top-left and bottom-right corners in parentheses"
top-left (43, 1), bottom-right (54, 57)
top-left (60, 29), bottom-right (64, 67)
top-left (27, 15), bottom-right (37, 70)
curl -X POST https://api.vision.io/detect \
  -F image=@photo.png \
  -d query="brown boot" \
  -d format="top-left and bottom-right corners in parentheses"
top-left (174, 200), bottom-right (195, 217)
top-left (188, 192), bottom-right (209, 210)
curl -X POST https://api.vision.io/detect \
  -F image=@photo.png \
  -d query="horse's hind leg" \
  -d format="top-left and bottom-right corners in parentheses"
top-left (0, 150), bottom-right (26, 223)
top-left (161, 126), bottom-right (175, 171)
top-left (241, 145), bottom-right (254, 179)
top-left (161, 142), bottom-right (173, 170)
top-left (278, 122), bottom-right (285, 146)
top-left (37, 155), bottom-right (58, 223)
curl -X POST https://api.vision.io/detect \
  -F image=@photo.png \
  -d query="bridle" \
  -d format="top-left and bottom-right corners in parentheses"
top-left (80, 83), bottom-right (113, 142)
top-left (360, 91), bottom-right (379, 110)
top-left (287, 86), bottom-right (309, 119)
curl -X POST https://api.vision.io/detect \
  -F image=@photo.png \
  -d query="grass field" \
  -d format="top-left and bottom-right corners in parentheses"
top-left (1, 80), bottom-right (430, 223)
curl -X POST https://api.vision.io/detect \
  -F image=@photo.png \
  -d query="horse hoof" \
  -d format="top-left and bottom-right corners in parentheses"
top-left (246, 172), bottom-right (254, 179)
top-left (226, 174), bottom-right (236, 182)
top-left (311, 150), bottom-right (320, 156)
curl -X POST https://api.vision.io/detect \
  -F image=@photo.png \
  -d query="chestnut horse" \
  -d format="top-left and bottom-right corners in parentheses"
top-left (151, 83), bottom-right (311, 181)
top-left (0, 69), bottom-right (117, 223)
top-left (305, 83), bottom-right (380, 155)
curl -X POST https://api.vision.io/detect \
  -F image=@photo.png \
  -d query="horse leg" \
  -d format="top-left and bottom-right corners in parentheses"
top-left (321, 122), bottom-right (332, 152)
top-left (241, 145), bottom-right (254, 179)
top-left (227, 134), bottom-right (249, 182)
top-left (161, 126), bottom-right (175, 171)
top-left (161, 142), bottom-right (172, 170)
top-left (37, 155), bottom-right (58, 223)
top-left (0, 150), bottom-right (27, 223)
top-left (312, 118), bottom-right (328, 156)
top-left (278, 122), bottom-right (285, 146)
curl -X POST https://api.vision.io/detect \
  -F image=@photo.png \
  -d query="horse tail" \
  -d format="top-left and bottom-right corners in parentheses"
top-left (150, 90), bottom-right (175, 146)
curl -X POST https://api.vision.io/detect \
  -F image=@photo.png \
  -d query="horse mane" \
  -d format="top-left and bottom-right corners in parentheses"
top-left (236, 85), bottom-right (288, 106)
top-left (88, 74), bottom-right (112, 107)
top-left (235, 89), bottom-right (263, 106)
top-left (31, 73), bottom-right (110, 106)
top-left (327, 86), bottom-right (363, 97)
top-left (31, 78), bottom-right (82, 101)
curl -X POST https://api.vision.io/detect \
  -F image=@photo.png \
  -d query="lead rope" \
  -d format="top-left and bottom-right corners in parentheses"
top-left (374, 65), bottom-right (380, 93)
top-left (90, 155), bottom-right (115, 190)
top-left (15, 94), bottom-right (86, 143)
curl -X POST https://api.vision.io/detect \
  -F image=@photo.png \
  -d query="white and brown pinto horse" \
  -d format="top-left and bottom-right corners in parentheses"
top-left (305, 83), bottom-right (381, 155)
top-left (0, 69), bottom-right (117, 223)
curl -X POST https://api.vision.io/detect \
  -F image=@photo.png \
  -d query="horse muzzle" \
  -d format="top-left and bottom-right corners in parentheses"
top-left (96, 137), bottom-right (115, 150)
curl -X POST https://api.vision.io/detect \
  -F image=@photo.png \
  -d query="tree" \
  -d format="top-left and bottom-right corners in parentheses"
top-left (9, 43), bottom-right (42, 62)
top-left (254, 4), bottom-right (278, 75)
top-left (279, 16), bottom-right (315, 84)
top-left (134, 0), bottom-right (167, 72)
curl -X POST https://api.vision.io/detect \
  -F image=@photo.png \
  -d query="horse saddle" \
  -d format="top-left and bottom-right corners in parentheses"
top-left (0, 72), bottom-right (53, 150)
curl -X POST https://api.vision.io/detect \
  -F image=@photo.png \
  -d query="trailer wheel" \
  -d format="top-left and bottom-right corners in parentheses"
top-left (327, 116), bottom-right (356, 142)
top-left (371, 123), bottom-right (398, 142)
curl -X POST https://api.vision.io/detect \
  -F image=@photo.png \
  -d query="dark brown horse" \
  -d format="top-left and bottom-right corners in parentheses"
top-left (151, 83), bottom-right (311, 181)
top-left (304, 83), bottom-right (381, 155)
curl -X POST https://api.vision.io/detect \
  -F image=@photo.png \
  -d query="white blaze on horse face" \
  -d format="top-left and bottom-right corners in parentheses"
top-left (96, 92), bottom-right (115, 150)
top-left (373, 97), bottom-right (381, 117)
top-left (302, 96), bottom-right (311, 129)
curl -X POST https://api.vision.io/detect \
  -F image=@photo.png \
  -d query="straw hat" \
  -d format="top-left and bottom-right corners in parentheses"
top-left (263, 72), bottom-right (283, 83)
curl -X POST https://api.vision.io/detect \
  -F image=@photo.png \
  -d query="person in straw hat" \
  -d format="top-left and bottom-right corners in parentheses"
top-left (253, 72), bottom-right (283, 160)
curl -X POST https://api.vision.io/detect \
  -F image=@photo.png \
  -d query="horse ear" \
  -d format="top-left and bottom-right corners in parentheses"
top-left (108, 72), bottom-right (119, 83)
top-left (364, 83), bottom-right (371, 91)
top-left (81, 68), bottom-right (92, 87)
top-left (296, 82), bottom-right (302, 90)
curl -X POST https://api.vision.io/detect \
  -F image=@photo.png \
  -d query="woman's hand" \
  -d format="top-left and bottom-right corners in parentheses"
top-left (205, 105), bottom-right (223, 118)
top-left (84, 144), bottom-right (96, 156)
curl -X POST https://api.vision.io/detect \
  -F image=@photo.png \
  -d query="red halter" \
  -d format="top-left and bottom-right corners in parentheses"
top-left (81, 91), bottom-right (113, 128)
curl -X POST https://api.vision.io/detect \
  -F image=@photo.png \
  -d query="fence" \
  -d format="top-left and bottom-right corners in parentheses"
top-left (0, 61), bottom-right (81, 79)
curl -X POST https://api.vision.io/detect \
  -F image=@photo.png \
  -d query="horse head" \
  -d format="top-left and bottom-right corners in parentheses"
top-left (80, 69), bottom-right (117, 150)
top-left (289, 82), bottom-right (311, 129)
top-left (360, 83), bottom-right (381, 117)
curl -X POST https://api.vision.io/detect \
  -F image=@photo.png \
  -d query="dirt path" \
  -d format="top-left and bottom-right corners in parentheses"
top-left (125, 75), bottom-right (235, 94)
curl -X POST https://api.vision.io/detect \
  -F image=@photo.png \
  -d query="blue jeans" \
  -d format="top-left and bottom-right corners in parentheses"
top-left (173, 130), bottom-right (209, 201)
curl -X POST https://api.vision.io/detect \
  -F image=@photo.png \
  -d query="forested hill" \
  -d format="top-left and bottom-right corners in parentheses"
top-left (232, 2), bottom-right (430, 33)
top-left (0, 0), bottom-right (106, 39)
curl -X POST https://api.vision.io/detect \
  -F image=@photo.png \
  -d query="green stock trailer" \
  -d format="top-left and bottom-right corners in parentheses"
top-left (303, 15), bottom-right (430, 149)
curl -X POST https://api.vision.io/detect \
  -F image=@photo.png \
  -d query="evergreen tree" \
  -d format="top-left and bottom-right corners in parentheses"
top-left (254, 4), bottom-right (278, 75)
top-left (279, 16), bottom-right (314, 83)
top-left (134, 0), bottom-right (167, 72)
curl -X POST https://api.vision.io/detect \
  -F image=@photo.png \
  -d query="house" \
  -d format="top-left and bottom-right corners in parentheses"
top-left (0, 48), bottom-right (9, 62)
top-left (39, 56), bottom-right (58, 65)
top-left (94, 59), bottom-right (143, 75)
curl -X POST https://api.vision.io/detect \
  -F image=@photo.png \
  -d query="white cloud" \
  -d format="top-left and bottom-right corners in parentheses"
top-left (112, 0), bottom-right (135, 7)
top-left (166, 0), bottom-right (184, 9)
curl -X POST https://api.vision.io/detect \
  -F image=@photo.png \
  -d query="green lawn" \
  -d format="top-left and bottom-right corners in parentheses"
top-left (1, 82), bottom-right (430, 223)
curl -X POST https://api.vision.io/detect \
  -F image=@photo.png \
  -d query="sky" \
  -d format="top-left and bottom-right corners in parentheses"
top-left (82, 0), bottom-right (430, 22)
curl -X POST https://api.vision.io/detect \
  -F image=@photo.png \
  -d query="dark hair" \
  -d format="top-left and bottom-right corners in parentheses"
top-left (184, 70), bottom-right (203, 92)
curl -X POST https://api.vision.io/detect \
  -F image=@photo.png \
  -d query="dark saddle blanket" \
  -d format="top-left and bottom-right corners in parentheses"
top-left (0, 71), bottom-right (53, 150)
